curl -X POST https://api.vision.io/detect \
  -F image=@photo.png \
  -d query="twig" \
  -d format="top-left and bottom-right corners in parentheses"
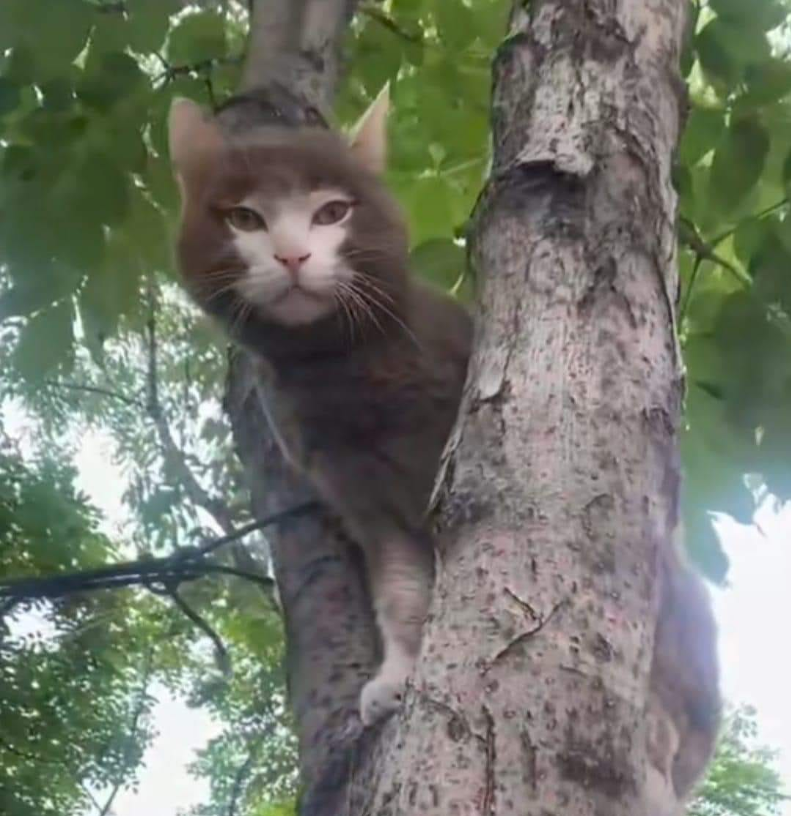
top-left (44, 380), bottom-right (144, 409)
top-left (361, 5), bottom-right (423, 43)
top-left (227, 736), bottom-right (263, 816)
top-left (0, 502), bottom-right (316, 611)
top-left (710, 198), bottom-right (789, 248)
top-left (678, 217), bottom-right (751, 286)
top-left (194, 501), bottom-right (319, 558)
top-left (680, 254), bottom-right (703, 323)
top-left (98, 649), bottom-right (153, 816)
top-left (167, 584), bottom-right (231, 675)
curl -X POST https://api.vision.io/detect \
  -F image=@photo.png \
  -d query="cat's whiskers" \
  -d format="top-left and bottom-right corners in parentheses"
top-left (227, 291), bottom-right (253, 338)
top-left (354, 273), bottom-right (397, 307)
top-left (333, 285), bottom-right (358, 344)
top-left (337, 280), bottom-right (379, 338)
top-left (350, 278), bottom-right (421, 350)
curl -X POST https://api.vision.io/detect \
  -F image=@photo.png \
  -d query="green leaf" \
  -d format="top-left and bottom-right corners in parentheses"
top-left (167, 11), bottom-right (228, 66)
top-left (126, 0), bottom-right (176, 53)
top-left (709, 0), bottom-right (788, 31)
top-left (733, 216), bottom-right (772, 266)
top-left (4, 0), bottom-right (92, 81)
top-left (709, 119), bottom-right (769, 215)
top-left (0, 78), bottom-right (21, 116)
top-left (79, 232), bottom-right (143, 350)
top-left (50, 151), bottom-right (129, 233)
top-left (355, 21), bottom-right (403, 95)
top-left (12, 300), bottom-right (75, 380)
top-left (402, 175), bottom-right (456, 244)
top-left (434, 0), bottom-right (476, 52)
top-left (679, 106), bottom-right (725, 167)
top-left (77, 51), bottom-right (148, 112)
top-left (410, 238), bottom-right (465, 290)
top-left (741, 60), bottom-right (791, 107)
top-left (696, 19), bottom-right (770, 90)
top-left (705, 18), bottom-right (770, 65)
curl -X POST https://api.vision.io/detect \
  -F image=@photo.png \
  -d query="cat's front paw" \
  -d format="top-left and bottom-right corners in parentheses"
top-left (359, 666), bottom-right (409, 726)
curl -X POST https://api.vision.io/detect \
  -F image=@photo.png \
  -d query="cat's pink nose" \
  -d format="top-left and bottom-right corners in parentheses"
top-left (274, 253), bottom-right (311, 276)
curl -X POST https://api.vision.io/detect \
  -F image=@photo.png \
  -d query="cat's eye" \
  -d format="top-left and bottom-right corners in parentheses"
top-left (226, 206), bottom-right (266, 231)
top-left (313, 200), bottom-right (352, 226)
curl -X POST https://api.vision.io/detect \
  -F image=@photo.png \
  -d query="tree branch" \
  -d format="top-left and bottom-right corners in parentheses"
top-left (98, 649), bottom-right (153, 816)
top-left (166, 584), bottom-right (231, 675)
top-left (44, 380), bottom-right (144, 409)
top-left (0, 502), bottom-right (316, 611)
top-left (227, 736), bottom-right (263, 816)
top-left (240, 0), bottom-right (358, 109)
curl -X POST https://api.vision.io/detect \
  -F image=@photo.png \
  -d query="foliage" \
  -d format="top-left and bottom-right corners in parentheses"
top-left (0, 0), bottom-right (789, 813)
top-left (690, 706), bottom-right (788, 816)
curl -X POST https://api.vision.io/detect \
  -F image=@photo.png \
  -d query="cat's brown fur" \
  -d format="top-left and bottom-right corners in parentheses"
top-left (169, 96), bottom-right (719, 790)
top-left (170, 97), bottom-right (472, 724)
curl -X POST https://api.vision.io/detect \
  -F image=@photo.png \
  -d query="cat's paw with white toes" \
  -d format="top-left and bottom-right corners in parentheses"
top-left (359, 671), bottom-right (408, 726)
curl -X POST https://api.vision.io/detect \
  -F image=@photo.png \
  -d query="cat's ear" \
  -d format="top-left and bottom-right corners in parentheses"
top-left (168, 98), bottom-right (224, 188)
top-left (349, 84), bottom-right (389, 175)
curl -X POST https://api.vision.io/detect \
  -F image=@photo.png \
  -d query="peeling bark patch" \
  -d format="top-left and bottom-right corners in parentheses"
top-left (493, 160), bottom-right (583, 216)
top-left (557, 743), bottom-right (635, 800)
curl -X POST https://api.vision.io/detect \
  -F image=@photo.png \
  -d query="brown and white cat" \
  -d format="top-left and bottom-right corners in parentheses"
top-left (168, 91), bottom-right (473, 726)
top-left (167, 92), bottom-right (719, 796)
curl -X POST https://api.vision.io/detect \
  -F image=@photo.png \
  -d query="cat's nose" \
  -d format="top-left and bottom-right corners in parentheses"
top-left (274, 253), bottom-right (311, 276)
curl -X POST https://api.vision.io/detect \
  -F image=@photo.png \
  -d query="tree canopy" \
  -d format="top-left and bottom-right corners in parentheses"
top-left (1, 0), bottom-right (789, 813)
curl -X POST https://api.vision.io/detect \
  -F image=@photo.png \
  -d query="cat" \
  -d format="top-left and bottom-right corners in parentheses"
top-left (647, 527), bottom-right (721, 810)
top-left (167, 91), bottom-right (720, 793)
top-left (168, 89), bottom-right (473, 725)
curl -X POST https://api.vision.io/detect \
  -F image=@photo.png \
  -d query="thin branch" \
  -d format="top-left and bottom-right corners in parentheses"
top-left (710, 197), bottom-right (789, 248)
top-left (145, 291), bottom-right (236, 533)
top-left (44, 380), bottom-right (144, 409)
top-left (194, 501), bottom-right (319, 558)
top-left (98, 649), bottom-right (154, 816)
top-left (227, 737), bottom-right (263, 816)
top-left (167, 584), bottom-right (231, 675)
top-left (0, 737), bottom-right (105, 812)
top-left (361, 5), bottom-right (422, 43)
top-left (680, 254), bottom-right (703, 323)
top-left (678, 217), bottom-right (751, 286)
top-left (0, 502), bottom-right (316, 611)
top-left (154, 55), bottom-right (244, 89)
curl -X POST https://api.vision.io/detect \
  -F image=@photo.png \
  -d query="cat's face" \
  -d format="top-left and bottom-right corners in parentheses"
top-left (169, 92), bottom-right (408, 332)
top-left (224, 185), bottom-right (357, 326)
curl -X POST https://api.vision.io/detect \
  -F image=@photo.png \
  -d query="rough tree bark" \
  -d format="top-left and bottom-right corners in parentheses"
top-left (224, 1), bottom-right (689, 814)
top-left (222, 3), bottom-right (378, 814)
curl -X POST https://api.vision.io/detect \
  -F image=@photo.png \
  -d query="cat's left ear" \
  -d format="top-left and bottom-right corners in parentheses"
top-left (349, 84), bottom-right (389, 175)
top-left (168, 98), bottom-right (224, 190)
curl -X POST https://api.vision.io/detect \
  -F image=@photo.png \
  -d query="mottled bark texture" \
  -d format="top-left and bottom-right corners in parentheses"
top-left (345, 0), bottom-right (689, 814)
top-left (224, 0), bottom-right (690, 814)
top-left (221, 3), bottom-right (375, 815)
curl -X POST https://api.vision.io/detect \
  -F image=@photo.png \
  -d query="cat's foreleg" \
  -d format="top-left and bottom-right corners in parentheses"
top-left (359, 530), bottom-right (433, 726)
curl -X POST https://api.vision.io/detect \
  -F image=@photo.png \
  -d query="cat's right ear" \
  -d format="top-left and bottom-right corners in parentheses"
top-left (168, 98), bottom-right (224, 192)
top-left (349, 84), bottom-right (389, 175)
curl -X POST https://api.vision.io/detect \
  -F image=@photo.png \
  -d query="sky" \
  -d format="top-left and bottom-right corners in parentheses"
top-left (4, 417), bottom-right (790, 814)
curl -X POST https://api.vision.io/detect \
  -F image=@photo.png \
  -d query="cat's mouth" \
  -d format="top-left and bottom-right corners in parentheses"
top-left (262, 282), bottom-right (336, 326)
top-left (272, 282), bottom-right (322, 304)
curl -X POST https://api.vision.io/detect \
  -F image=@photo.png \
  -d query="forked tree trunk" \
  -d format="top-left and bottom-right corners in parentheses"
top-left (224, 1), bottom-right (689, 814)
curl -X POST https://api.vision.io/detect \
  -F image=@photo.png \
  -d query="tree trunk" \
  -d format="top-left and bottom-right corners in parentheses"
top-left (224, 0), bottom-right (689, 813)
